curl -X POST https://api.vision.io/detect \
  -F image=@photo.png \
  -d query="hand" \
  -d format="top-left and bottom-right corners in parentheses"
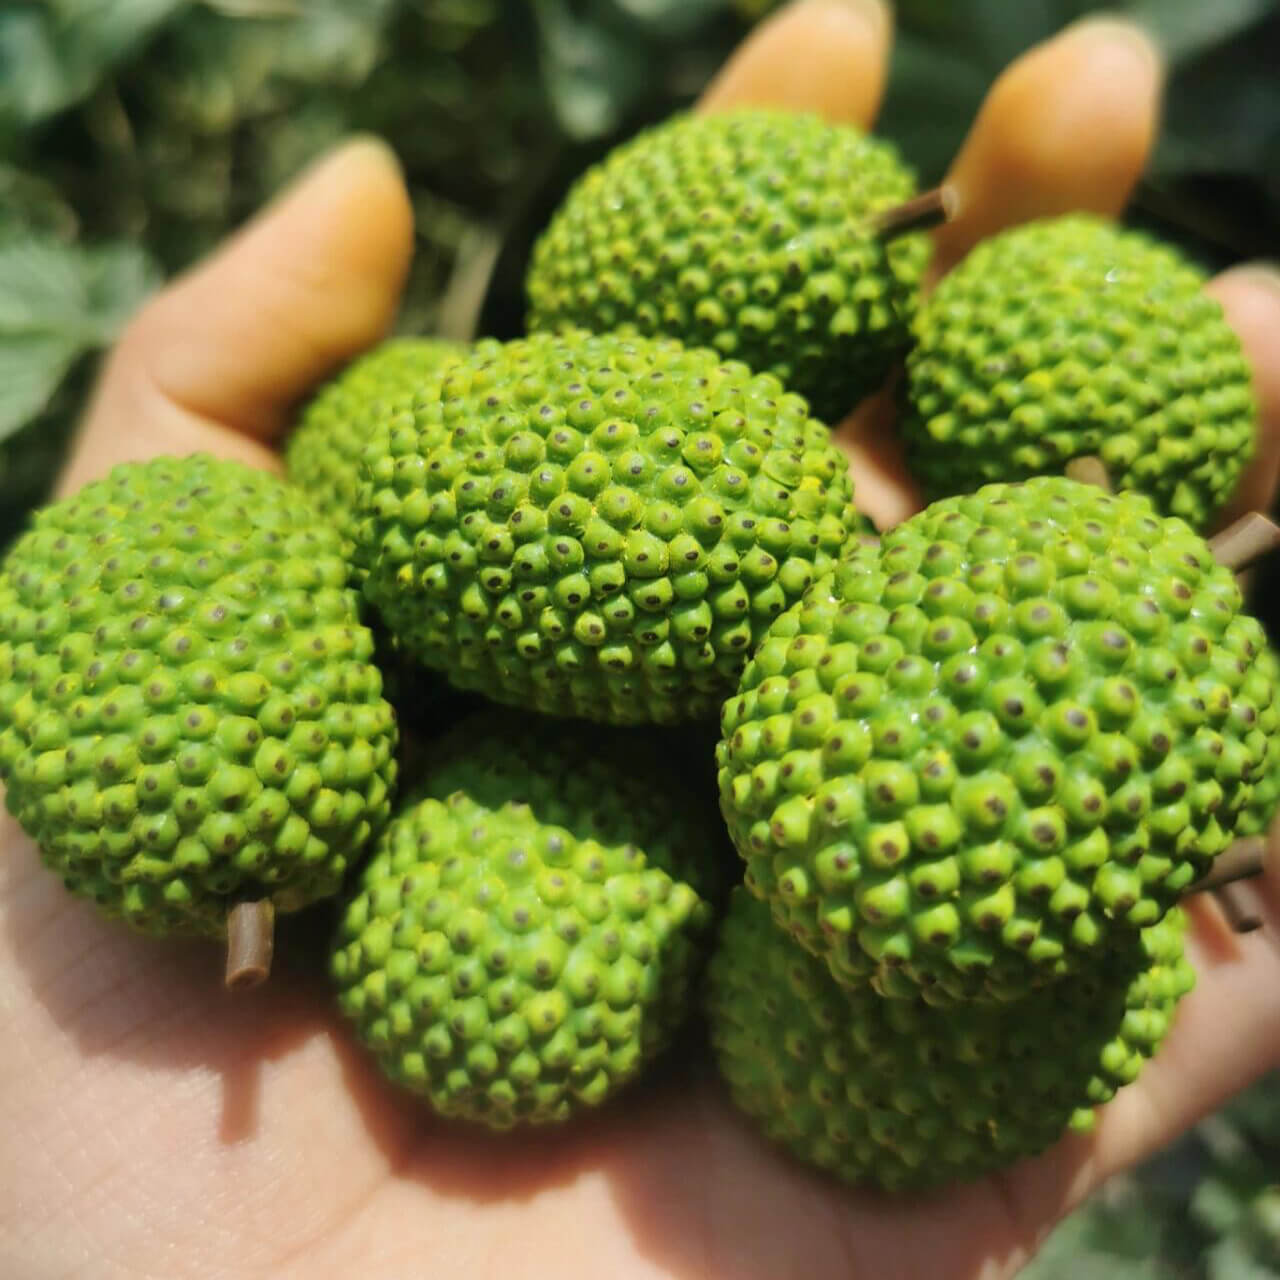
top-left (6, 3), bottom-right (1280, 1276)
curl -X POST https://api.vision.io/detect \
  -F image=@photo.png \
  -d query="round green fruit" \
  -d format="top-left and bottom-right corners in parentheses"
top-left (902, 215), bottom-right (1255, 529)
top-left (285, 337), bottom-right (465, 559)
top-left (706, 888), bottom-right (1194, 1192)
top-left (0, 455), bottom-right (399, 937)
top-left (717, 476), bottom-right (1272, 1003)
top-left (526, 109), bottom-right (928, 424)
top-left (353, 329), bottom-right (863, 725)
top-left (1235, 643), bottom-right (1280, 839)
top-left (331, 713), bottom-right (730, 1128)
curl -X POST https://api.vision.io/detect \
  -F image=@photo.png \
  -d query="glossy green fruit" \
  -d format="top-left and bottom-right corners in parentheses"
top-left (0, 455), bottom-right (399, 936)
top-left (353, 329), bottom-right (862, 725)
top-left (285, 337), bottom-right (465, 560)
top-left (718, 476), bottom-right (1272, 1003)
top-left (706, 888), bottom-right (1194, 1191)
top-left (331, 712), bottom-right (731, 1128)
top-left (903, 215), bottom-right (1255, 529)
top-left (527, 109), bottom-right (928, 424)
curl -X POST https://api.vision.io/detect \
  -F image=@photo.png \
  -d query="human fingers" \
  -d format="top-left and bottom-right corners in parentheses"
top-left (931, 17), bottom-right (1163, 282)
top-left (60, 137), bottom-right (414, 495)
top-left (1207, 267), bottom-right (1280, 527)
top-left (1083, 844), bottom-right (1280, 1185)
top-left (697, 0), bottom-right (892, 127)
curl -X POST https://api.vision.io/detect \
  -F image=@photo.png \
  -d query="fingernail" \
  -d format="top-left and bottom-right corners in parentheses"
top-left (1060, 14), bottom-right (1163, 78)
top-left (1225, 261), bottom-right (1280, 299)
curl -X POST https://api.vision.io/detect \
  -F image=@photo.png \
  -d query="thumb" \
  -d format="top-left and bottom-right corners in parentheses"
top-left (60, 136), bottom-right (414, 495)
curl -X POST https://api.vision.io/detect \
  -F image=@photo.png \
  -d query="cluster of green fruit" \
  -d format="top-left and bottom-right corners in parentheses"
top-left (0, 108), bottom-right (1274, 1191)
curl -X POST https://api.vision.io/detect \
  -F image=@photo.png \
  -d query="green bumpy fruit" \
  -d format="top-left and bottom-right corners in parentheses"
top-left (903, 215), bottom-right (1256, 529)
top-left (285, 337), bottom-right (465, 557)
top-left (331, 713), bottom-right (730, 1128)
top-left (0, 455), bottom-right (399, 937)
top-left (526, 109), bottom-right (929, 425)
top-left (1237, 644), bottom-right (1280, 838)
top-left (354, 330), bottom-right (862, 725)
top-left (718, 476), bottom-right (1272, 1004)
top-left (706, 888), bottom-right (1194, 1191)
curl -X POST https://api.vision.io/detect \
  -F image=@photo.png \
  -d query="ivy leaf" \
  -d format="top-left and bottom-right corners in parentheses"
top-left (533, 0), bottom-right (652, 139)
top-left (0, 0), bottom-right (189, 129)
top-left (0, 237), bottom-right (159, 441)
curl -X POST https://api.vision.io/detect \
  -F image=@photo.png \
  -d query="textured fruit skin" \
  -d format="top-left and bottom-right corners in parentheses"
top-left (1236, 644), bottom-right (1280, 838)
top-left (717, 477), bottom-right (1272, 1003)
top-left (0, 455), bottom-right (399, 937)
top-left (526, 110), bottom-right (928, 425)
top-left (706, 888), bottom-right (1194, 1191)
top-left (903, 215), bottom-right (1255, 529)
top-left (285, 337), bottom-right (465, 558)
top-left (354, 330), bottom-right (862, 725)
top-left (331, 713), bottom-right (729, 1128)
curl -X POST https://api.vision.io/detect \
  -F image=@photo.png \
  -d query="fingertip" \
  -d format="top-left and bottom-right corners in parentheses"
top-left (1207, 264), bottom-right (1280, 524)
top-left (120, 134), bottom-right (415, 441)
top-left (932, 14), bottom-right (1163, 279)
top-left (698, 0), bottom-right (892, 127)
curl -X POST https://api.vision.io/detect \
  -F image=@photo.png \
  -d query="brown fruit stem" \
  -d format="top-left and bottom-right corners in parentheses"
top-left (1208, 511), bottom-right (1280, 572)
top-left (1212, 883), bottom-right (1263, 934)
top-left (1190, 836), bottom-right (1269, 934)
top-left (872, 186), bottom-right (957, 240)
top-left (1191, 836), bottom-right (1267, 892)
top-left (225, 900), bottom-right (275, 990)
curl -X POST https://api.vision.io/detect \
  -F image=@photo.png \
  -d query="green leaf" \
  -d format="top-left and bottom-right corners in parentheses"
top-left (1206, 1232), bottom-right (1280, 1280)
top-left (0, 334), bottom-right (83, 444)
top-left (0, 165), bottom-right (80, 243)
top-left (0, 0), bottom-right (189, 128)
top-left (0, 237), bottom-right (159, 441)
top-left (532, 0), bottom-right (652, 139)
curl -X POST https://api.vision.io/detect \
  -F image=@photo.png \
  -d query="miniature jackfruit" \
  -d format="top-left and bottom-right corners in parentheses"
top-left (331, 712), bottom-right (731, 1127)
top-left (0, 454), bottom-right (398, 937)
top-left (526, 109), bottom-right (928, 424)
top-left (285, 337), bottom-right (465, 558)
top-left (903, 215), bottom-right (1255, 529)
top-left (717, 476), bottom-right (1271, 1003)
top-left (706, 888), bottom-right (1194, 1191)
top-left (353, 329), bottom-right (862, 725)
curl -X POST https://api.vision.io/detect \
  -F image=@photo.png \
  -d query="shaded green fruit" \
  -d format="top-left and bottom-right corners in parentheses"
top-left (706, 888), bottom-right (1194, 1192)
top-left (1237, 643), bottom-right (1280, 838)
top-left (903, 215), bottom-right (1255, 529)
top-left (354, 330), bottom-right (862, 725)
top-left (717, 476), bottom-right (1271, 1004)
top-left (526, 109), bottom-right (929, 424)
top-left (0, 455), bottom-right (399, 937)
top-left (285, 337), bottom-right (466, 558)
top-left (331, 712), bottom-right (730, 1128)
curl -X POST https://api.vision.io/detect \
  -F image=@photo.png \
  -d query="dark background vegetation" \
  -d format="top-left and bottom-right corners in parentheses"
top-left (1, 3), bottom-right (1277, 1273)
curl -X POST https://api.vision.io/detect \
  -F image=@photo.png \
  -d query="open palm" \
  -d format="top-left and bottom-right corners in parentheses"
top-left (5, 4), bottom-right (1280, 1277)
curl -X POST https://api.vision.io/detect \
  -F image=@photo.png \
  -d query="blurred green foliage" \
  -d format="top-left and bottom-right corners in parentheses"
top-left (0, 3), bottom-right (1278, 1274)
top-left (1024, 1072), bottom-right (1280, 1279)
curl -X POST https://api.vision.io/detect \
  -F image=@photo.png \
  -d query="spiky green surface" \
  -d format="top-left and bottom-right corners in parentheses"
top-left (0, 455), bottom-right (398, 937)
top-left (718, 477), bottom-right (1271, 1004)
top-left (526, 109), bottom-right (928, 424)
top-left (353, 330), bottom-right (862, 725)
top-left (285, 337), bottom-right (465, 558)
top-left (707, 888), bottom-right (1194, 1192)
top-left (331, 713), bottom-right (728, 1128)
top-left (1237, 644), bottom-right (1280, 838)
top-left (903, 215), bottom-right (1255, 529)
